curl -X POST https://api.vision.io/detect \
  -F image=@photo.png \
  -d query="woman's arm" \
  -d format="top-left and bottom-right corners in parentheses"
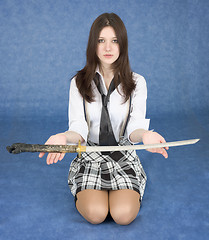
top-left (39, 77), bottom-right (88, 165)
top-left (126, 74), bottom-right (150, 142)
top-left (127, 74), bottom-right (168, 158)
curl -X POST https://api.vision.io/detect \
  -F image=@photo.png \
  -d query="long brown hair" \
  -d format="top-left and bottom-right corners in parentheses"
top-left (75, 13), bottom-right (136, 102)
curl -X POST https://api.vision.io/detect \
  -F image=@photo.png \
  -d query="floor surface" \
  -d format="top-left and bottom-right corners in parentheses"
top-left (1, 113), bottom-right (209, 240)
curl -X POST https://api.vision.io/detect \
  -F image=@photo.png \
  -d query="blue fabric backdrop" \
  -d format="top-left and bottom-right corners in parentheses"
top-left (0, 1), bottom-right (209, 240)
top-left (1, 0), bottom-right (208, 119)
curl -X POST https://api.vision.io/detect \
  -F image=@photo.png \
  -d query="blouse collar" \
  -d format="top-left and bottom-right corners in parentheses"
top-left (95, 66), bottom-right (122, 95)
top-left (95, 67), bottom-right (108, 95)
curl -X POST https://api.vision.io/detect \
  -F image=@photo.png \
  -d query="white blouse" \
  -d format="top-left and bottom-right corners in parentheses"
top-left (68, 70), bottom-right (150, 144)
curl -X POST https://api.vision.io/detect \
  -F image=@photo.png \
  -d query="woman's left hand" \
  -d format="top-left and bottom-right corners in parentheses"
top-left (142, 131), bottom-right (169, 158)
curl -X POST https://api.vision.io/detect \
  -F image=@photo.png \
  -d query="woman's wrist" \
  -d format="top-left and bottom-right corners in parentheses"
top-left (62, 131), bottom-right (85, 144)
top-left (142, 130), bottom-right (154, 141)
top-left (129, 129), bottom-right (149, 143)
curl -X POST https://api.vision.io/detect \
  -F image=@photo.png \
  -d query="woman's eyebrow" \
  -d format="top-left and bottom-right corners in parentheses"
top-left (98, 36), bottom-right (117, 38)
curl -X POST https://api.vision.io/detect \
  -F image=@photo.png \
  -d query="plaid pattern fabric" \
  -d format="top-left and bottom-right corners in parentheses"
top-left (68, 138), bottom-right (147, 201)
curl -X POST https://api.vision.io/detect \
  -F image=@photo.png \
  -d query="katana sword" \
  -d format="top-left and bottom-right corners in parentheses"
top-left (7, 138), bottom-right (200, 156)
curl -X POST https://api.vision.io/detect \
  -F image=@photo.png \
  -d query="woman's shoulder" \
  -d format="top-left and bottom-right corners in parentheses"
top-left (70, 76), bottom-right (77, 87)
top-left (132, 72), bottom-right (147, 86)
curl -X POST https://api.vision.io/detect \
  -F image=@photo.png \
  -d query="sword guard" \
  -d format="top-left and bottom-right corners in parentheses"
top-left (76, 140), bottom-right (86, 158)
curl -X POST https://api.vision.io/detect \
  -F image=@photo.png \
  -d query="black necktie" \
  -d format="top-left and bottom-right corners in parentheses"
top-left (94, 73), bottom-right (118, 146)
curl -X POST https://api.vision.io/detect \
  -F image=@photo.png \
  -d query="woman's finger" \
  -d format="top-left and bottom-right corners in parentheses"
top-left (147, 147), bottom-right (168, 158)
top-left (157, 147), bottom-right (168, 158)
top-left (39, 152), bottom-right (45, 158)
top-left (59, 153), bottom-right (65, 161)
top-left (161, 148), bottom-right (168, 158)
top-left (47, 153), bottom-right (56, 165)
top-left (159, 137), bottom-right (169, 150)
top-left (160, 137), bottom-right (169, 153)
top-left (46, 154), bottom-right (52, 165)
top-left (146, 148), bottom-right (157, 153)
top-left (46, 152), bottom-right (65, 164)
top-left (54, 153), bottom-right (61, 164)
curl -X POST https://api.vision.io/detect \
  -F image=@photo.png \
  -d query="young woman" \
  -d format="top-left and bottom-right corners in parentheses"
top-left (39, 13), bottom-right (168, 225)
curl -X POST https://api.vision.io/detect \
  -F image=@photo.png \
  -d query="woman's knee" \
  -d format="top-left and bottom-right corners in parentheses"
top-left (76, 190), bottom-right (109, 224)
top-left (84, 204), bottom-right (108, 224)
top-left (109, 189), bottom-right (140, 225)
top-left (110, 204), bottom-right (140, 225)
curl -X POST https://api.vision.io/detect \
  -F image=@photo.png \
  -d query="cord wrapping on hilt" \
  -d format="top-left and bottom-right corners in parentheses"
top-left (6, 143), bottom-right (78, 154)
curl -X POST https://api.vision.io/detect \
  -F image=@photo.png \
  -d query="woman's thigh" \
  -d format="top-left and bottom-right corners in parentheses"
top-left (76, 189), bottom-right (109, 224)
top-left (109, 189), bottom-right (140, 225)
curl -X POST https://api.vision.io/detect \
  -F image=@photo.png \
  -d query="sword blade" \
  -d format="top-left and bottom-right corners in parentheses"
top-left (85, 139), bottom-right (200, 153)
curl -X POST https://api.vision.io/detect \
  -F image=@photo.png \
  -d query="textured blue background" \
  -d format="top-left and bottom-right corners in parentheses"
top-left (1, 0), bottom-right (208, 119)
top-left (1, 1), bottom-right (209, 240)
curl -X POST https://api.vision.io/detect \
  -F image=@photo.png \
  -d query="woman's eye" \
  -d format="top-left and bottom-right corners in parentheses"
top-left (98, 39), bottom-right (118, 43)
top-left (98, 39), bottom-right (104, 43)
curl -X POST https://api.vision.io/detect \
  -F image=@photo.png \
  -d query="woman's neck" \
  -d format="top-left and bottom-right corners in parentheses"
top-left (99, 65), bottom-right (114, 89)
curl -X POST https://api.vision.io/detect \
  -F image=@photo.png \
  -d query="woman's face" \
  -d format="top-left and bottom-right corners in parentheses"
top-left (96, 26), bottom-right (120, 68)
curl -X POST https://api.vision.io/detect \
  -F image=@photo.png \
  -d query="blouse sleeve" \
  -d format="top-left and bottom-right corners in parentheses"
top-left (126, 73), bottom-right (150, 142)
top-left (67, 77), bottom-right (89, 142)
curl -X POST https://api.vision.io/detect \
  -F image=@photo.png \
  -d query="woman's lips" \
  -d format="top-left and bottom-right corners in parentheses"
top-left (104, 54), bottom-right (113, 58)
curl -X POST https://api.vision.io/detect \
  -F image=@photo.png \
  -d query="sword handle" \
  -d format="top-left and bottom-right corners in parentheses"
top-left (6, 143), bottom-right (78, 154)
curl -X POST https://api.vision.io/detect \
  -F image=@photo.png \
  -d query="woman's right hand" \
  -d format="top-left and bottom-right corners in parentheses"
top-left (39, 133), bottom-right (67, 165)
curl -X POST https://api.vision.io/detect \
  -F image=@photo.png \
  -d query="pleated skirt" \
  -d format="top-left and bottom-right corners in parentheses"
top-left (68, 138), bottom-right (147, 202)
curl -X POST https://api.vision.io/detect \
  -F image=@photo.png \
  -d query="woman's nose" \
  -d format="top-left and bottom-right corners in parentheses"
top-left (105, 41), bottom-right (111, 51)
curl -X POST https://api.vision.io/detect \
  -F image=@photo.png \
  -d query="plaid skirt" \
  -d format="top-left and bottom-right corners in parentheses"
top-left (68, 138), bottom-right (147, 202)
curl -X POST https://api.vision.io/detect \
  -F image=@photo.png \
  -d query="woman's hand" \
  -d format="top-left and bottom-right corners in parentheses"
top-left (142, 131), bottom-right (169, 158)
top-left (39, 133), bottom-right (67, 165)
